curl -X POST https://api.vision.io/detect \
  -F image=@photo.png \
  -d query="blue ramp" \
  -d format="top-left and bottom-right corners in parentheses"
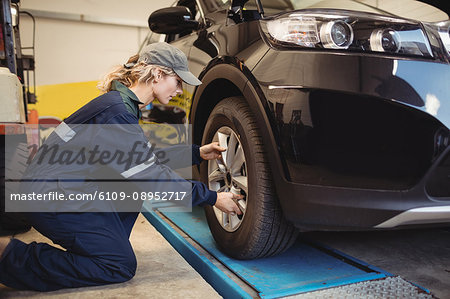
top-left (143, 206), bottom-right (390, 298)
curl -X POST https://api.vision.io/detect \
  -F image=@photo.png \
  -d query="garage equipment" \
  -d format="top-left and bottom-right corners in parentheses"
top-left (0, 0), bottom-right (37, 235)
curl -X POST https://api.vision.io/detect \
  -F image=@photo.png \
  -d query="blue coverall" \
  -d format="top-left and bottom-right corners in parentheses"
top-left (0, 81), bottom-right (217, 291)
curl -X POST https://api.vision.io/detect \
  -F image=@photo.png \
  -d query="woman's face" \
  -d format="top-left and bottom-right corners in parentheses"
top-left (153, 74), bottom-right (183, 105)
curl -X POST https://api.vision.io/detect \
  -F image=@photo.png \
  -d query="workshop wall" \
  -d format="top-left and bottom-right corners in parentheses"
top-left (18, 0), bottom-right (172, 120)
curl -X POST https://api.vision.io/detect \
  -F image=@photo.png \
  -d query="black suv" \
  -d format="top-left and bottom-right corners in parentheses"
top-left (145, 0), bottom-right (450, 259)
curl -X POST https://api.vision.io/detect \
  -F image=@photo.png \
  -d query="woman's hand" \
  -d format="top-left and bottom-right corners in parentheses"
top-left (200, 142), bottom-right (226, 161)
top-left (214, 192), bottom-right (243, 215)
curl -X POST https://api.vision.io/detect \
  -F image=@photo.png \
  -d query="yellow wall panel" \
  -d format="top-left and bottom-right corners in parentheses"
top-left (29, 81), bottom-right (101, 120)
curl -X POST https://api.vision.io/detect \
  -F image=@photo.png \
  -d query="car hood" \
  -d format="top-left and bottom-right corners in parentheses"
top-left (251, 0), bottom-right (448, 22)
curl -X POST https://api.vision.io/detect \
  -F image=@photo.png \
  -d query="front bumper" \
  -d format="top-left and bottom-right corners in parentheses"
top-left (276, 146), bottom-right (449, 230)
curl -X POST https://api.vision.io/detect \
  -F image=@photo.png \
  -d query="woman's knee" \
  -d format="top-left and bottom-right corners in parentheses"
top-left (120, 251), bottom-right (137, 280)
top-left (112, 249), bottom-right (137, 281)
top-left (92, 248), bottom-right (137, 283)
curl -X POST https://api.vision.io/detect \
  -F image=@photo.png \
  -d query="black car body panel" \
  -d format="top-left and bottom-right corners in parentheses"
top-left (150, 0), bottom-right (450, 231)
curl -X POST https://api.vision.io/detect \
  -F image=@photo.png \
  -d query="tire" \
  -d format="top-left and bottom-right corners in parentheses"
top-left (0, 137), bottom-right (31, 235)
top-left (201, 97), bottom-right (298, 259)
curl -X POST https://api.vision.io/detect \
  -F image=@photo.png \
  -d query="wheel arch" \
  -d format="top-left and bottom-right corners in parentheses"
top-left (190, 58), bottom-right (290, 196)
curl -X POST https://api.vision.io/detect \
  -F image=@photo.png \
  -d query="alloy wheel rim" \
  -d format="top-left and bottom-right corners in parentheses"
top-left (208, 126), bottom-right (248, 232)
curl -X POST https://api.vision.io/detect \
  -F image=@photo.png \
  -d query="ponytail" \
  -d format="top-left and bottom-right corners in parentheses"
top-left (97, 54), bottom-right (176, 93)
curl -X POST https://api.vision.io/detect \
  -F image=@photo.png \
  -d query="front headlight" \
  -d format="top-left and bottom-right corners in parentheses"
top-left (260, 10), bottom-right (433, 58)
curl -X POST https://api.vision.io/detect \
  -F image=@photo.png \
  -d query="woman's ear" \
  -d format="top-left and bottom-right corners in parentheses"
top-left (153, 68), bottom-right (163, 82)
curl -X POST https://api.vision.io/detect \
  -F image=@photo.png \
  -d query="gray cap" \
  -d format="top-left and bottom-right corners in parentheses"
top-left (138, 42), bottom-right (202, 86)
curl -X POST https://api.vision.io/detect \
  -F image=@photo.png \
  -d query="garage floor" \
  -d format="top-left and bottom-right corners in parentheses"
top-left (0, 214), bottom-right (220, 298)
top-left (306, 228), bottom-right (450, 299)
top-left (1, 214), bottom-right (448, 298)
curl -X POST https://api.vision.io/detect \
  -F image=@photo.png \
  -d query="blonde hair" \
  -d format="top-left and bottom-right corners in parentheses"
top-left (97, 54), bottom-right (177, 92)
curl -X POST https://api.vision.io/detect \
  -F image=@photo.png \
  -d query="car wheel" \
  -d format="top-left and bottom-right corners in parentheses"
top-left (201, 97), bottom-right (298, 259)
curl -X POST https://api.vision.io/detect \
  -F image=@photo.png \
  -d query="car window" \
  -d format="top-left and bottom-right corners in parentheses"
top-left (201, 0), bottom-right (230, 14)
top-left (148, 32), bottom-right (164, 45)
top-left (139, 31), bottom-right (165, 52)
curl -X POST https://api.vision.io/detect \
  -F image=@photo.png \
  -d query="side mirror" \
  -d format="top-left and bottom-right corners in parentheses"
top-left (148, 7), bottom-right (199, 34)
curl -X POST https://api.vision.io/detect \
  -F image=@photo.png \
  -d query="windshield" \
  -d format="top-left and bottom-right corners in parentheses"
top-left (256, 0), bottom-right (448, 22)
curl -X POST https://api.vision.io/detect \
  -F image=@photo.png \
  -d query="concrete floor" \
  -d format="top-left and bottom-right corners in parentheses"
top-left (306, 227), bottom-right (450, 299)
top-left (0, 214), bottom-right (220, 298)
top-left (3, 213), bottom-right (448, 298)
